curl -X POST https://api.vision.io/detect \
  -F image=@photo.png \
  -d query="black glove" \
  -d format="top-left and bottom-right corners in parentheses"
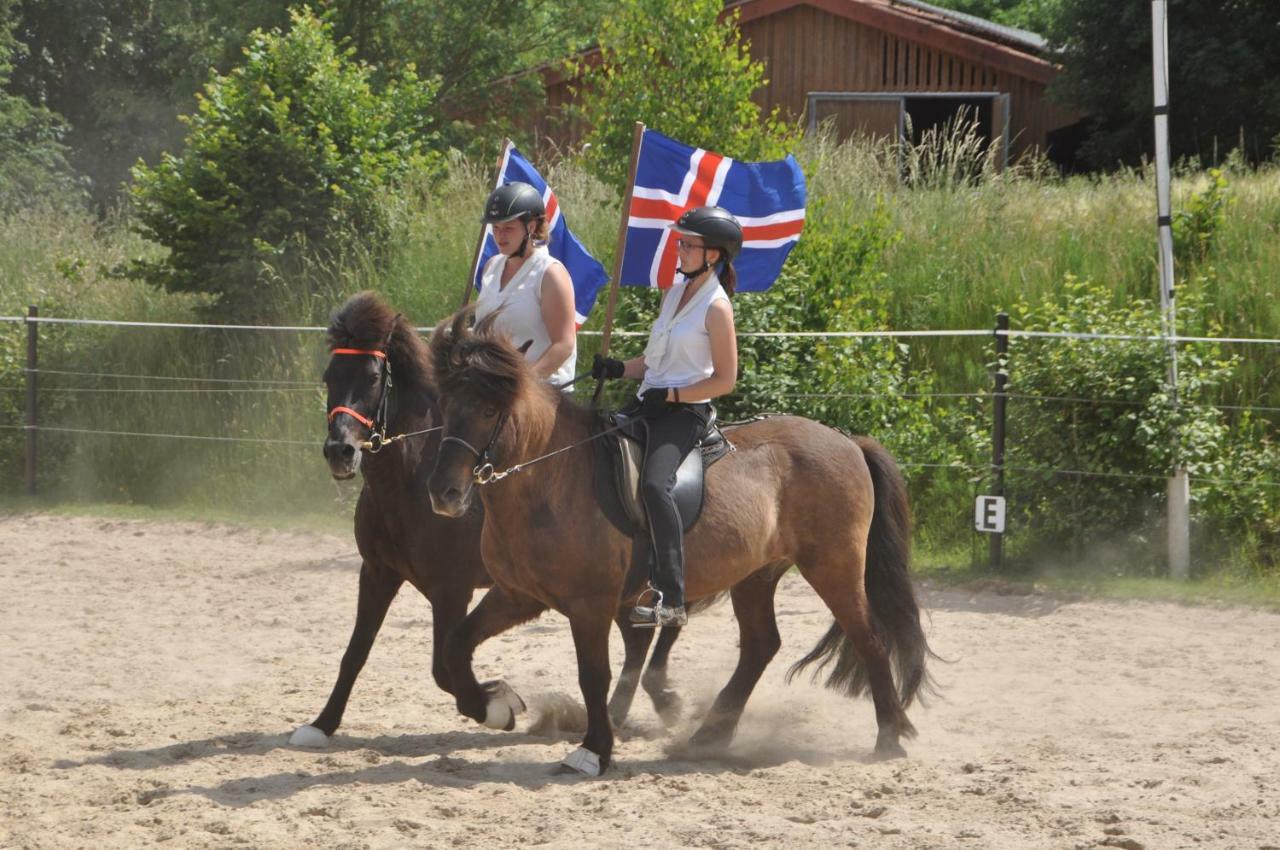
top-left (638, 387), bottom-right (670, 418)
top-left (591, 354), bottom-right (626, 380)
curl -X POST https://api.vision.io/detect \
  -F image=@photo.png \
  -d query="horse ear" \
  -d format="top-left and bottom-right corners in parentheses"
top-left (517, 339), bottom-right (533, 355)
top-left (383, 313), bottom-right (402, 350)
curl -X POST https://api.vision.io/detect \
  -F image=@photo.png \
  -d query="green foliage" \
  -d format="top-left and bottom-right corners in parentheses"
top-left (572, 0), bottom-right (800, 191)
top-left (1173, 167), bottom-right (1231, 265)
top-left (0, 0), bottom-right (81, 210)
top-left (1047, 0), bottom-right (1280, 168)
top-left (128, 9), bottom-right (443, 321)
top-left (1003, 275), bottom-right (1239, 570)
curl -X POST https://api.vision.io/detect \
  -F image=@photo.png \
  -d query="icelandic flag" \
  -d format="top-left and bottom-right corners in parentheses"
top-left (472, 142), bottom-right (609, 324)
top-left (621, 129), bottom-right (806, 291)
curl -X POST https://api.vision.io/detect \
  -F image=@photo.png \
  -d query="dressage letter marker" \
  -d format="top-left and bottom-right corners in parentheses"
top-left (974, 496), bottom-right (1006, 533)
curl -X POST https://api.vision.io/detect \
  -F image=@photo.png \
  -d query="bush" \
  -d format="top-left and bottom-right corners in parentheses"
top-left (129, 9), bottom-right (443, 322)
top-left (1003, 274), bottom-right (1238, 570)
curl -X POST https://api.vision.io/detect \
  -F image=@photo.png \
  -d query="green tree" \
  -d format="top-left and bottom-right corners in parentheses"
top-left (0, 0), bottom-right (79, 209)
top-left (1046, 0), bottom-right (1280, 168)
top-left (128, 8), bottom-right (442, 321)
top-left (7, 0), bottom-right (290, 208)
top-left (572, 0), bottom-right (800, 190)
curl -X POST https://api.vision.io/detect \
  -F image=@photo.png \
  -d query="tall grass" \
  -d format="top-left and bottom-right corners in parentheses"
top-left (3, 130), bottom-right (1278, 560)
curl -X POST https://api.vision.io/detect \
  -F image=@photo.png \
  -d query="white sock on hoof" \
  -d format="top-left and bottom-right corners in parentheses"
top-left (481, 681), bottom-right (525, 729)
top-left (289, 725), bottom-right (329, 748)
top-left (484, 698), bottom-right (514, 730)
top-left (561, 746), bottom-right (603, 777)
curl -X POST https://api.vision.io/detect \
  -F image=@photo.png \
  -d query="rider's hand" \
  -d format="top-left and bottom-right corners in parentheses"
top-left (638, 387), bottom-right (670, 418)
top-left (591, 354), bottom-right (626, 380)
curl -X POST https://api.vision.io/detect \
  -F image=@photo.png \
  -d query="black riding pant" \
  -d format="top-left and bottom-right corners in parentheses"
top-left (634, 401), bottom-right (712, 609)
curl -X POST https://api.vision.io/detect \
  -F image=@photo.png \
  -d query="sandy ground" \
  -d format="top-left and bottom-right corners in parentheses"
top-left (1, 512), bottom-right (1278, 850)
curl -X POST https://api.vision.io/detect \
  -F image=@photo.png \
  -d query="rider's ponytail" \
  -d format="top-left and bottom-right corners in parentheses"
top-left (719, 260), bottom-right (737, 298)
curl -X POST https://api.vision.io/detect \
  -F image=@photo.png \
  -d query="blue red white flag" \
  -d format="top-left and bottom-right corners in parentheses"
top-left (473, 142), bottom-right (609, 324)
top-left (621, 129), bottom-right (806, 291)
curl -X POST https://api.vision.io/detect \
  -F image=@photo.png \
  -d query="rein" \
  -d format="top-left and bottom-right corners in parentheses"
top-left (327, 346), bottom-right (442, 452)
top-left (446, 416), bottom-right (629, 485)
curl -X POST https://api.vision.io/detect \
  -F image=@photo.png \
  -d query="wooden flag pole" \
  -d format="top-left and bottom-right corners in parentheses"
top-left (592, 121), bottom-right (646, 408)
top-left (460, 137), bottom-right (512, 310)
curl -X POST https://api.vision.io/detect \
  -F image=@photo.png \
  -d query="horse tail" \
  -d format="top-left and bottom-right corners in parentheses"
top-left (787, 435), bottom-right (936, 708)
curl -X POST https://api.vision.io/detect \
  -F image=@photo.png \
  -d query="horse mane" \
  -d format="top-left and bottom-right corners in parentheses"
top-left (328, 291), bottom-right (433, 396)
top-left (429, 307), bottom-right (570, 436)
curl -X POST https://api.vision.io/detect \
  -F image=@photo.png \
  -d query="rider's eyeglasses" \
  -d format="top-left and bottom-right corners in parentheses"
top-left (675, 239), bottom-right (706, 252)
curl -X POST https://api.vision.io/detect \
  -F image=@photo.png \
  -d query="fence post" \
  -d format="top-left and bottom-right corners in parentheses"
top-left (25, 305), bottom-right (38, 496)
top-left (989, 311), bottom-right (1009, 570)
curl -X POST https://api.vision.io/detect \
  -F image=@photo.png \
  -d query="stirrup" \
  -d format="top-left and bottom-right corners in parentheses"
top-left (630, 588), bottom-right (687, 628)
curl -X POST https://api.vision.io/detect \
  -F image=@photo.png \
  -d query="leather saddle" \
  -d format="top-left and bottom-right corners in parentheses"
top-left (590, 408), bottom-right (734, 539)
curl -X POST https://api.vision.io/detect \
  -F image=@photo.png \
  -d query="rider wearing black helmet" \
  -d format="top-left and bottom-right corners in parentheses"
top-left (475, 181), bottom-right (578, 386)
top-left (591, 205), bottom-right (742, 627)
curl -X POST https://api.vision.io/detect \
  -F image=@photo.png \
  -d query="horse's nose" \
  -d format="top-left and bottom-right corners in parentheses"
top-left (430, 486), bottom-right (466, 517)
top-left (323, 439), bottom-right (356, 462)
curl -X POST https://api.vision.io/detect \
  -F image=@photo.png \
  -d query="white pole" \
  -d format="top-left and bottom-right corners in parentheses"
top-left (1152, 0), bottom-right (1190, 578)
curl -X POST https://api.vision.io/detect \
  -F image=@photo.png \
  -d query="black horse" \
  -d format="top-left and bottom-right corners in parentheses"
top-left (291, 292), bottom-right (680, 746)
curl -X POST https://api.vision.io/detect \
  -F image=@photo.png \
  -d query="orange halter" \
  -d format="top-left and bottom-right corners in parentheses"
top-left (327, 348), bottom-right (389, 433)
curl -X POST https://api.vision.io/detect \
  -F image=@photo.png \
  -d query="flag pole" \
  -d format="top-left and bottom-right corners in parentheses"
top-left (592, 121), bottom-right (646, 408)
top-left (460, 138), bottom-right (512, 310)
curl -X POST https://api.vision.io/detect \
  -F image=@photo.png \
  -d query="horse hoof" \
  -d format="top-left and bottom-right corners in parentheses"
top-left (482, 680), bottom-right (526, 731)
top-left (559, 746), bottom-right (604, 777)
top-left (873, 739), bottom-right (908, 761)
top-left (289, 725), bottom-right (329, 748)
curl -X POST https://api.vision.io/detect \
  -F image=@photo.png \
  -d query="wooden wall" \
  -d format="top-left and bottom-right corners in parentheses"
top-left (536, 3), bottom-right (1081, 159)
top-left (739, 5), bottom-right (1076, 157)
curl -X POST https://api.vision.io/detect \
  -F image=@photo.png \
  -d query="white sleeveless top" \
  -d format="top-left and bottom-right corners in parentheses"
top-left (638, 272), bottom-right (730, 403)
top-left (475, 245), bottom-right (577, 388)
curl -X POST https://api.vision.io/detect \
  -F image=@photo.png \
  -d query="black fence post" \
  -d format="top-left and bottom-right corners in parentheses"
top-left (989, 311), bottom-right (1009, 570)
top-left (25, 305), bottom-right (38, 496)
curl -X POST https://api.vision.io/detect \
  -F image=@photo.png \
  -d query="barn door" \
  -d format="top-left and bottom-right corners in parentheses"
top-left (809, 95), bottom-right (904, 144)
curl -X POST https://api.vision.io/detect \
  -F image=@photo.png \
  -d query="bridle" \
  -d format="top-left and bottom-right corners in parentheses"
top-left (327, 342), bottom-right (442, 452)
top-left (440, 412), bottom-right (509, 484)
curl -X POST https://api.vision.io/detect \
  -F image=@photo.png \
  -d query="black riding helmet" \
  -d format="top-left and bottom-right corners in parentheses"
top-left (671, 205), bottom-right (743, 261)
top-left (482, 181), bottom-right (545, 224)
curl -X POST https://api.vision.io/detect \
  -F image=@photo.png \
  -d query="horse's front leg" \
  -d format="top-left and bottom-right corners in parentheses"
top-left (291, 561), bottom-right (403, 747)
top-left (559, 602), bottom-right (616, 776)
top-left (427, 581), bottom-right (474, 697)
top-left (444, 585), bottom-right (546, 730)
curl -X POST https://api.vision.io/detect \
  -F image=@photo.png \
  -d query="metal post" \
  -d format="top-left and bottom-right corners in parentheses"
top-left (25, 305), bottom-right (37, 496)
top-left (1152, 0), bottom-right (1190, 578)
top-left (990, 312), bottom-right (1009, 570)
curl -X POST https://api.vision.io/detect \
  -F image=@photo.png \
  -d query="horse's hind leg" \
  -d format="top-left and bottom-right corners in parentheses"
top-left (798, 551), bottom-right (914, 760)
top-left (609, 616), bottom-right (655, 728)
top-left (445, 585), bottom-right (546, 731)
top-left (642, 625), bottom-right (683, 726)
top-left (291, 561), bottom-right (403, 746)
top-left (689, 570), bottom-right (784, 750)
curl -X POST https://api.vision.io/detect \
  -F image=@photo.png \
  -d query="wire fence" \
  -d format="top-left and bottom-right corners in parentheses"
top-left (4, 311), bottom-right (1279, 566)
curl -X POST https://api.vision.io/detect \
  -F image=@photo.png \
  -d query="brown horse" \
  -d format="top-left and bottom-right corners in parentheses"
top-left (292, 292), bottom-right (682, 747)
top-left (426, 310), bottom-right (934, 775)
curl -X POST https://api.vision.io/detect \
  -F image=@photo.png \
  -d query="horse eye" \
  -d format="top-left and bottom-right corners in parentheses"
top-left (483, 407), bottom-right (497, 418)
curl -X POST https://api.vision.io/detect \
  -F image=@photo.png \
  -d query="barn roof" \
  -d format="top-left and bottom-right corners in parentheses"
top-left (886, 0), bottom-right (1048, 54)
top-left (729, 0), bottom-right (1058, 84)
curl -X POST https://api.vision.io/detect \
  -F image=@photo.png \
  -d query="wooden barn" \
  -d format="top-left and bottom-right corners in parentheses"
top-left (531, 0), bottom-right (1084, 166)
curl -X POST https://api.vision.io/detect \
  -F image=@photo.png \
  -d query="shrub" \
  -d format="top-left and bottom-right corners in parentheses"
top-left (129, 9), bottom-right (443, 322)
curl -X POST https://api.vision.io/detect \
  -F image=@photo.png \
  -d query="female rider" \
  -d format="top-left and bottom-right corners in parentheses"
top-left (475, 181), bottom-right (577, 387)
top-left (592, 206), bottom-right (741, 627)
